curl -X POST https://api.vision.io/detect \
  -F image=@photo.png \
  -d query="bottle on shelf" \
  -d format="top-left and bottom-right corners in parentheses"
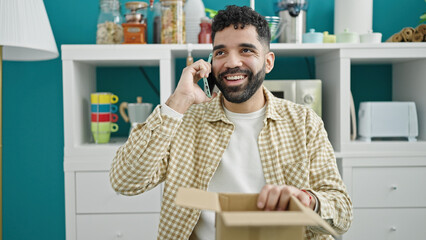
top-left (96, 0), bottom-right (124, 44)
top-left (153, 1), bottom-right (162, 43)
top-left (198, 17), bottom-right (212, 43)
top-left (184, 0), bottom-right (205, 43)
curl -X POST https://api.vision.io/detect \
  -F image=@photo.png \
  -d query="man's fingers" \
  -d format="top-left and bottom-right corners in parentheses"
top-left (277, 187), bottom-right (292, 211)
top-left (257, 185), bottom-right (272, 209)
top-left (258, 185), bottom-right (312, 211)
top-left (193, 60), bottom-right (211, 79)
top-left (264, 186), bottom-right (281, 211)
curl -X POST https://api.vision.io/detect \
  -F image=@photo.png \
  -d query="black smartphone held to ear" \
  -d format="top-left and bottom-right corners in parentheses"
top-left (203, 53), bottom-right (216, 98)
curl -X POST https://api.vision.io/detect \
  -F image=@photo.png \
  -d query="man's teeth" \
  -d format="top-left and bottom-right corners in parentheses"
top-left (226, 75), bottom-right (244, 80)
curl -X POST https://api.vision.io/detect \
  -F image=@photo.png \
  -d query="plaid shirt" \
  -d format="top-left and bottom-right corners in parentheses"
top-left (110, 87), bottom-right (353, 240)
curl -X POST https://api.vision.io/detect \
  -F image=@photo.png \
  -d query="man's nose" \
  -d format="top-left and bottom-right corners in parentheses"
top-left (223, 53), bottom-right (243, 69)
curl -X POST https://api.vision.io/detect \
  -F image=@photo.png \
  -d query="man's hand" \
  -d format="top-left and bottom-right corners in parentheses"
top-left (257, 184), bottom-right (316, 211)
top-left (165, 59), bottom-right (217, 114)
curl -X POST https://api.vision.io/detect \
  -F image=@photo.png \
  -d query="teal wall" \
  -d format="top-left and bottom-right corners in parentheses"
top-left (2, 0), bottom-right (424, 239)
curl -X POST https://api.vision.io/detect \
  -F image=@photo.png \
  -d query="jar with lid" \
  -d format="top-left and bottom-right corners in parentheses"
top-left (96, 0), bottom-right (124, 44)
top-left (160, 0), bottom-right (186, 44)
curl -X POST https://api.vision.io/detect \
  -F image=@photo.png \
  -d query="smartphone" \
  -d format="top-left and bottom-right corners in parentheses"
top-left (203, 53), bottom-right (214, 98)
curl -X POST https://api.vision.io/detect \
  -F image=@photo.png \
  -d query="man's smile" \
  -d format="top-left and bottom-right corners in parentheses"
top-left (223, 74), bottom-right (248, 86)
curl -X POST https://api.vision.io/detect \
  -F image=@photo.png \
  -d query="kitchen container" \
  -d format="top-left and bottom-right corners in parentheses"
top-left (198, 17), bottom-right (212, 43)
top-left (96, 0), bottom-right (124, 44)
top-left (274, 0), bottom-right (308, 43)
top-left (336, 28), bottom-right (359, 43)
top-left (360, 30), bottom-right (382, 43)
top-left (160, 0), bottom-right (186, 44)
top-left (302, 29), bottom-right (323, 43)
top-left (323, 31), bottom-right (336, 43)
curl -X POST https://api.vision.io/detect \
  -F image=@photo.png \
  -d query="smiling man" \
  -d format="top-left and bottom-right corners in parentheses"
top-left (110, 5), bottom-right (352, 240)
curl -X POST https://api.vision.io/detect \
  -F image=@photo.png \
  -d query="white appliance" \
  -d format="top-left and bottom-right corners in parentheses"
top-left (358, 102), bottom-right (418, 142)
top-left (263, 80), bottom-right (322, 117)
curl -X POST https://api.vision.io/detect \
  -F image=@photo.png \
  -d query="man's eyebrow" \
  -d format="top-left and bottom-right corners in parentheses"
top-left (239, 43), bottom-right (257, 49)
top-left (213, 44), bottom-right (225, 51)
top-left (213, 43), bottom-right (258, 52)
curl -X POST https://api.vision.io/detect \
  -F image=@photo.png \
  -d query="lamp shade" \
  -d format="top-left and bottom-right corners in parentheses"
top-left (0, 0), bottom-right (58, 61)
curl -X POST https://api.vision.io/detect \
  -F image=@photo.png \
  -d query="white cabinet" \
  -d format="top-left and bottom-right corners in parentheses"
top-left (342, 157), bottom-right (426, 240)
top-left (344, 208), bottom-right (426, 240)
top-left (75, 172), bottom-right (161, 213)
top-left (62, 43), bottom-right (426, 240)
top-left (77, 214), bottom-right (160, 240)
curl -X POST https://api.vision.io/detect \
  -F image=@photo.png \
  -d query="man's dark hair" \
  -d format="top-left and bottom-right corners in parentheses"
top-left (211, 5), bottom-right (271, 50)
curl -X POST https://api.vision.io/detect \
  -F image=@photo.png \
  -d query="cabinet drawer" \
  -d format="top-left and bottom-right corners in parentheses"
top-left (352, 166), bottom-right (426, 207)
top-left (77, 213), bottom-right (159, 240)
top-left (76, 171), bottom-right (161, 213)
top-left (343, 208), bottom-right (426, 240)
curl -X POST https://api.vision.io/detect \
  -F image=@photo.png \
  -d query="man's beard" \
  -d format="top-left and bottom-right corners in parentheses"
top-left (215, 64), bottom-right (266, 103)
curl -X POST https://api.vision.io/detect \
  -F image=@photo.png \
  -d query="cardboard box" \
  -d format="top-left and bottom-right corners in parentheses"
top-left (175, 187), bottom-right (337, 240)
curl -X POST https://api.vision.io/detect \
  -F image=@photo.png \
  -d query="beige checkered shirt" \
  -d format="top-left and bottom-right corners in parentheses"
top-left (110, 87), bottom-right (353, 240)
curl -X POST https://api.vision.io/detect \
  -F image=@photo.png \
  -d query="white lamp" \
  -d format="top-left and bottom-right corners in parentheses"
top-left (0, 0), bottom-right (58, 237)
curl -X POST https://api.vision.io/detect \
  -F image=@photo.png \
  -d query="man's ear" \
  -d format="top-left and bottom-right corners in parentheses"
top-left (264, 51), bottom-right (275, 74)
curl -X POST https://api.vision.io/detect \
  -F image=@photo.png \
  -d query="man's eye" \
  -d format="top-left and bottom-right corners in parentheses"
top-left (215, 51), bottom-right (224, 56)
top-left (242, 48), bottom-right (253, 53)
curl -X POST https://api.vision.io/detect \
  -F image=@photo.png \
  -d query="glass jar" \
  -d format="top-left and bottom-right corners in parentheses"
top-left (96, 0), bottom-right (124, 44)
top-left (160, 0), bottom-right (185, 44)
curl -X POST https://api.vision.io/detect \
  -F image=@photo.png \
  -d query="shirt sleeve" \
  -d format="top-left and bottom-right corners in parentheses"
top-left (110, 105), bottom-right (182, 196)
top-left (161, 103), bottom-right (184, 120)
top-left (305, 109), bottom-right (353, 235)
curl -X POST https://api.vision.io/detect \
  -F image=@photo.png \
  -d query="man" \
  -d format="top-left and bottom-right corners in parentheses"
top-left (110, 5), bottom-right (352, 240)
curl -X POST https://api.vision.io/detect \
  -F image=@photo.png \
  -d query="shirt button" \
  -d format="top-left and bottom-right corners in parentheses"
top-left (141, 140), bottom-right (147, 146)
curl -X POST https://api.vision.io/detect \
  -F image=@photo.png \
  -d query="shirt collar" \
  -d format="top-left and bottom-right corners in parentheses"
top-left (203, 85), bottom-right (286, 123)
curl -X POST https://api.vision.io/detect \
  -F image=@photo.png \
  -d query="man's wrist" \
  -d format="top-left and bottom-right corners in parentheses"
top-left (165, 92), bottom-right (194, 114)
top-left (303, 190), bottom-right (318, 211)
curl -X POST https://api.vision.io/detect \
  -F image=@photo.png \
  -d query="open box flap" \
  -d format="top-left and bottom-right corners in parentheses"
top-left (221, 211), bottom-right (317, 226)
top-left (175, 187), bottom-right (221, 212)
top-left (175, 188), bottom-right (338, 236)
top-left (221, 195), bottom-right (337, 236)
top-left (289, 195), bottom-right (338, 236)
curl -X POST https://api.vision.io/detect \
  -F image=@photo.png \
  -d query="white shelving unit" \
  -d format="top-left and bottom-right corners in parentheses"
top-left (62, 43), bottom-right (426, 240)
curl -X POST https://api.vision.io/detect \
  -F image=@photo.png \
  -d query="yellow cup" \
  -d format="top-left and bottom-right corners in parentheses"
top-left (91, 92), bottom-right (119, 104)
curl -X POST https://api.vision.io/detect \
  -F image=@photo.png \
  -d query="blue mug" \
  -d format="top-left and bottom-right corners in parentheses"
top-left (91, 104), bottom-right (118, 113)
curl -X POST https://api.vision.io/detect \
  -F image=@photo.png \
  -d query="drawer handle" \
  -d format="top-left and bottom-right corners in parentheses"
top-left (390, 226), bottom-right (397, 232)
top-left (390, 185), bottom-right (398, 190)
top-left (116, 231), bottom-right (123, 238)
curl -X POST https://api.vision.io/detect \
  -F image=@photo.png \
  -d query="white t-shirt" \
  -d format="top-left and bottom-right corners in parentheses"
top-left (191, 105), bottom-right (267, 240)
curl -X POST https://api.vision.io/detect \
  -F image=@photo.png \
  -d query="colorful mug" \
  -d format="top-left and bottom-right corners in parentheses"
top-left (91, 92), bottom-right (119, 104)
top-left (91, 113), bottom-right (119, 122)
top-left (91, 122), bottom-right (119, 132)
top-left (91, 104), bottom-right (118, 113)
top-left (91, 122), bottom-right (119, 143)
